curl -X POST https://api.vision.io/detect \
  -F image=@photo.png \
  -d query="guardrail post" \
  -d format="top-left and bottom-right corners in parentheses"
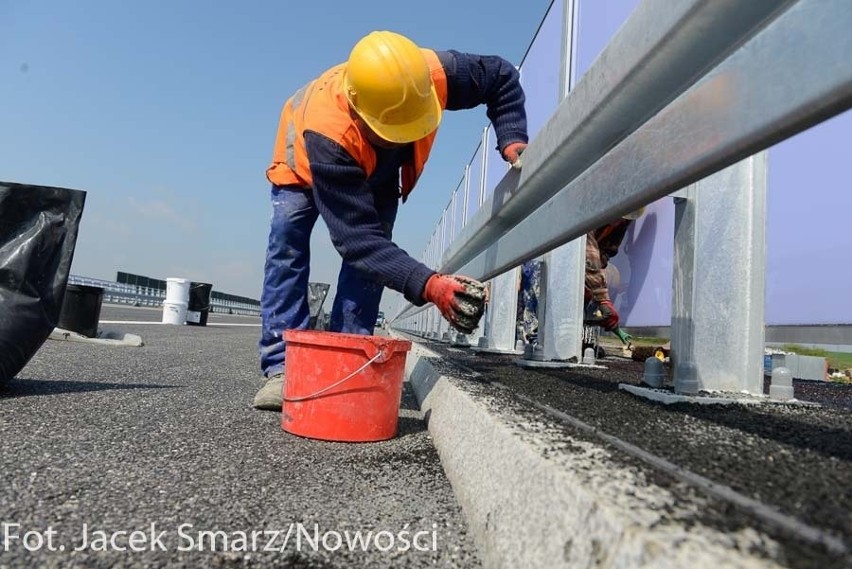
top-left (473, 268), bottom-right (522, 354)
top-left (539, 240), bottom-right (585, 363)
top-left (427, 307), bottom-right (438, 339)
top-left (671, 152), bottom-right (767, 394)
top-left (520, 0), bottom-right (584, 366)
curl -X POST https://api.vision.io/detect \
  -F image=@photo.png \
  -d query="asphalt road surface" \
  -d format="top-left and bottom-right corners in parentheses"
top-left (0, 306), bottom-right (480, 568)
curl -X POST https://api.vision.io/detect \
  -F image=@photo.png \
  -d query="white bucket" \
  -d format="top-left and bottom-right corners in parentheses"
top-left (162, 301), bottom-right (188, 325)
top-left (166, 277), bottom-right (191, 304)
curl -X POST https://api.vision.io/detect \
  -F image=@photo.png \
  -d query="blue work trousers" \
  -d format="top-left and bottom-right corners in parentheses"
top-left (258, 184), bottom-right (396, 377)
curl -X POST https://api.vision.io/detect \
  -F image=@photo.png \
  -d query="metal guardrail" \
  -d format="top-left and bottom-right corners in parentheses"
top-left (392, 0), bottom-right (852, 394)
top-left (67, 275), bottom-right (261, 317)
top-left (431, 0), bottom-right (798, 282)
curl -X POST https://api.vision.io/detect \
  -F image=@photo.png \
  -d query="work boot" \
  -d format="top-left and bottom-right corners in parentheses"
top-left (253, 373), bottom-right (285, 411)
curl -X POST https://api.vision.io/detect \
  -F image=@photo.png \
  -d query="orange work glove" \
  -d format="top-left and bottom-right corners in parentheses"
top-left (502, 142), bottom-right (527, 170)
top-left (597, 299), bottom-right (620, 331)
top-left (422, 274), bottom-right (487, 334)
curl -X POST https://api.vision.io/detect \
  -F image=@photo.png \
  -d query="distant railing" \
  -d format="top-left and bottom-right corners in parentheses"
top-left (67, 275), bottom-right (261, 317)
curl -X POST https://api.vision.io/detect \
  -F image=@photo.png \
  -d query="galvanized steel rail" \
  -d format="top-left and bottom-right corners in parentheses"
top-left (394, 0), bottom-right (852, 393)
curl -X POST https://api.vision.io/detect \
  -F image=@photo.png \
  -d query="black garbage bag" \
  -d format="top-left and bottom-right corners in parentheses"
top-left (0, 182), bottom-right (86, 383)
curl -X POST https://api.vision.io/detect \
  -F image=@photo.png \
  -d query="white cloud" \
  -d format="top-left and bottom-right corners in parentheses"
top-left (127, 196), bottom-right (198, 233)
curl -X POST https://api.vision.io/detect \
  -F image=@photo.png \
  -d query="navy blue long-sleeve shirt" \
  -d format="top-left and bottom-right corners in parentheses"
top-left (306, 50), bottom-right (528, 305)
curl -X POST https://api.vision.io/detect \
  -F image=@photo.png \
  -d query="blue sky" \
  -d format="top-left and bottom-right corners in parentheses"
top-left (0, 0), bottom-right (553, 306)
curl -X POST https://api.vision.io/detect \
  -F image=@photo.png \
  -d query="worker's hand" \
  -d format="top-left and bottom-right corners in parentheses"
top-left (423, 274), bottom-right (487, 334)
top-left (614, 327), bottom-right (633, 346)
top-left (502, 142), bottom-right (527, 170)
top-left (597, 300), bottom-right (620, 331)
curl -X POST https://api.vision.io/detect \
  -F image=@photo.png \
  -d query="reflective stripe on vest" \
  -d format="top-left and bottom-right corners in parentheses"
top-left (267, 49), bottom-right (448, 198)
top-left (285, 84), bottom-right (310, 171)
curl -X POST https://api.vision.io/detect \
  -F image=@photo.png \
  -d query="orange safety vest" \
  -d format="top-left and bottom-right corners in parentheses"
top-left (267, 49), bottom-right (448, 200)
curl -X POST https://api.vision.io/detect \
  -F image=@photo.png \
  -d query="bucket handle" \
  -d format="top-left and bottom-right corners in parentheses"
top-left (283, 350), bottom-right (385, 403)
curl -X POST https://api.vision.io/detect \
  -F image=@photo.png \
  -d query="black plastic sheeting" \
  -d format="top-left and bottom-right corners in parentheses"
top-left (1, 182), bottom-right (86, 382)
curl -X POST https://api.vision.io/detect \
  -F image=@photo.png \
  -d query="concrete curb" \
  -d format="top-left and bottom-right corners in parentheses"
top-left (403, 341), bottom-right (783, 569)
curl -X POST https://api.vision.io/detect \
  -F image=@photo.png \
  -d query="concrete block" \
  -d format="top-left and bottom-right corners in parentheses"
top-left (769, 367), bottom-right (794, 401)
top-left (768, 353), bottom-right (827, 381)
top-left (796, 355), bottom-right (827, 381)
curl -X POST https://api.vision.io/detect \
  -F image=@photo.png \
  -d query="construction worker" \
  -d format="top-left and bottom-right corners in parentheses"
top-left (254, 31), bottom-right (529, 410)
top-left (584, 207), bottom-right (645, 331)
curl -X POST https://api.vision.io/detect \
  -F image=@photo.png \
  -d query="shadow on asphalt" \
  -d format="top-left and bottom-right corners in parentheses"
top-left (397, 382), bottom-right (428, 437)
top-left (396, 415), bottom-right (428, 437)
top-left (0, 377), bottom-right (178, 398)
top-left (400, 381), bottom-right (420, 411)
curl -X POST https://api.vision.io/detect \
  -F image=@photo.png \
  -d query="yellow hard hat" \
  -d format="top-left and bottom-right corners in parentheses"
top-left (343, 31), bottom-right (442, 144)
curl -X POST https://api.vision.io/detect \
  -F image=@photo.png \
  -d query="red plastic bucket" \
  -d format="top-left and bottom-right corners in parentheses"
top-left (281, 330), bottom-right (412, 442)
